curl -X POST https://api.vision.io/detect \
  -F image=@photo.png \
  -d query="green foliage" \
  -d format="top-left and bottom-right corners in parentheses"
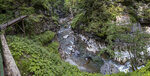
top-left (71, 0), bottom-right (149, 39)
top-left (47, 41), bottom-right (59, 54)
top-left (105, 60), bottom-right (150, 76)
top-left (136, 61), bottom-right (150, 76)
top-left (23, 14), bottom-right (46, 34)
top-left (20, 7), bottom-right (35, 15)
top-left (99, 48), bottom-right (115, 58)
top-left (106, 72), bottom-right (127, 76)
top-left (32, 31), bottom-right (55, 45)
top-left (71, 0), bottom-right (125, 36)
top-left (104, 23), bottom-right (130, 44)
top-left (0, 14), bottom-right (9, 24)
top-left (0, 11), bottom-right (14, 24)
top-left (110, 61), bottom-right (150, 76)
top-left (28, 14), bottom-right (44, 23)
top-left (100, 23), bottom-right (150, 69)
top-left (6, 31), bottom-right (104, 76)
top-left (64, 0), bottom-right (81, 14)
top-left (0, 0), bottom-right (67, 34)
top-left (71, 0), bottom-right (150, 71)
top-left (1, 0), bottom-right (150, 75)
top-left (52, 16), bottom-right (59, 25)
top-left (71, 12), bottom-right (84, 29)
top-left (143, 8), bottom-right (150, 18)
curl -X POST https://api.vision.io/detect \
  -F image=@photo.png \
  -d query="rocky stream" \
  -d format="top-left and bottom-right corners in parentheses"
top-left (57, 16), bottom-right (145, 75)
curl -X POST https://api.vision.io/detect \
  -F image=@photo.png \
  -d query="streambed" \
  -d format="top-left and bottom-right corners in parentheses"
top-left (57, 17), bottom-right (144, 74)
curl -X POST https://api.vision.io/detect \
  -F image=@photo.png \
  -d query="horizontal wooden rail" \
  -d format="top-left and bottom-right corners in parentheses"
top-left (0, 15), bottom-right (27, 31)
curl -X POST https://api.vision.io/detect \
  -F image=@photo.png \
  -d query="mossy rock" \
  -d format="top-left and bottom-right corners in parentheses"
top-left (32, 31), bottom-right (56, 45)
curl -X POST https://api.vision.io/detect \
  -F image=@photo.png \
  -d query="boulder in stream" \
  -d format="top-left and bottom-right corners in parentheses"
top-left (100, 63), bottom-right (119, 75)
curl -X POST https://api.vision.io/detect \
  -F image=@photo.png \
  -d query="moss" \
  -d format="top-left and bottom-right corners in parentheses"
top-left (129, 15), bottom-right (137, 23)
top-left (0, 13), bottom-right (13, 24)
top-left (32, 31), bottom-right (56, 45)
top-left (28, 14), bottom-right (44, 23)
top-left (144, 8), bottom-right (150, 18)
top-left (51, 16), bottom-right (59, 25)
top-left (71, 12), bottom-right (85, 29)
top-left (47, 41), bottom-right (59, 54)
top-left (20, 7), bottom-right (35, 15)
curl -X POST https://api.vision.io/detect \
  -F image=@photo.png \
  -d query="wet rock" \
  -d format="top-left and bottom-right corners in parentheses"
top-left (65, 58), bottom-right (78, 66)
top-left (116, 15), bottom-right (131, 25)
top-left (72, 51), bottom-right (80, 57)
top-left (114, 57), bottom-right (128, 65)
top-left (147, 47), bottom-right (150, 56)
top-left (114, 51), bottom-right (133, 64)
top-left (131, 23), bottom-right (142, 32)
top-left (144, 27), bottom-right (150, 34)
top-left (100, 63), bottom-right (119, 75)
top-left (58, 17), bottom-right (144, 74)
top-left (59, 48), bottom-right (67, 59)
top-left (79, 35), bottom-right (100, 53)
top-left (101, 52), bottom-right (110, 59)
top-left (63, 35), bottom-right (69, 39)
top-left (137, 59), bottom-right (146, 66)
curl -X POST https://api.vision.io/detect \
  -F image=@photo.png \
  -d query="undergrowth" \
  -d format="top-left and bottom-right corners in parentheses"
top-left (6, 30), bottom-right (150, 76)
top-left (6, 31), bottom-right (102, 76)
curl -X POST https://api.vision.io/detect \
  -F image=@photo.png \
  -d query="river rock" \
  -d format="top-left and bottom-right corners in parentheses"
top-left (79, 35), bottom-right (100, 53)
top-left (63, 35), bottom-right (69, 39)
top-left (100, 63), bottom-right (119, 75)
top-left (114, 57), bottom-right (128, 65)
top-left (114, 51), bottom-right (133, 64)
top-left (145, 26), bottom-right (150, 34)
top-left (116, 15), bottom-right (131, 26)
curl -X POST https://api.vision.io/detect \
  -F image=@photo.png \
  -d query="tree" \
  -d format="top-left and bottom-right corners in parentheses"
top-left (106, 23), bottom-right (150, 71)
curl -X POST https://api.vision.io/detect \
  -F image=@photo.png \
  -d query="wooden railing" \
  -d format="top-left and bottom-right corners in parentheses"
top-left (0, 15), bottom-right (27, 76)
top-left (0, 15), bottom-right (27, 31)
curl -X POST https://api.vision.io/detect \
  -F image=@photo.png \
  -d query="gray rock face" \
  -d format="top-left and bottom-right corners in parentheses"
top-left (100, 63), bottom-right (119, 75)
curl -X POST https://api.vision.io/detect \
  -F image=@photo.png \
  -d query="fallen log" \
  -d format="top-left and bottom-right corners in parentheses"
top-left (0, 15), bottom-right (27, 31)
top-left (0, 34), bottom-right (21, 76)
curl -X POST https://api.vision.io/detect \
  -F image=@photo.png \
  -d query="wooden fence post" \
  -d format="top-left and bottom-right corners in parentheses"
top-left (0, 34), bottom-right (21, 76)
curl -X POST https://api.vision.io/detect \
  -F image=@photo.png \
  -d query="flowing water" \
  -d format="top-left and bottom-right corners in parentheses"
top-left (57, 17), bottom-right (145, 74)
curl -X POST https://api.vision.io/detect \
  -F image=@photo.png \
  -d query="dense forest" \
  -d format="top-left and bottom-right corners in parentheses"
top-left (0, 0), bottom-right (150, 76)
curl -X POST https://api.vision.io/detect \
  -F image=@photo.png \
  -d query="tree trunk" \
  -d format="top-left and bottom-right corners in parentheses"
top-left (0, 34), bottom-right (21, 76)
